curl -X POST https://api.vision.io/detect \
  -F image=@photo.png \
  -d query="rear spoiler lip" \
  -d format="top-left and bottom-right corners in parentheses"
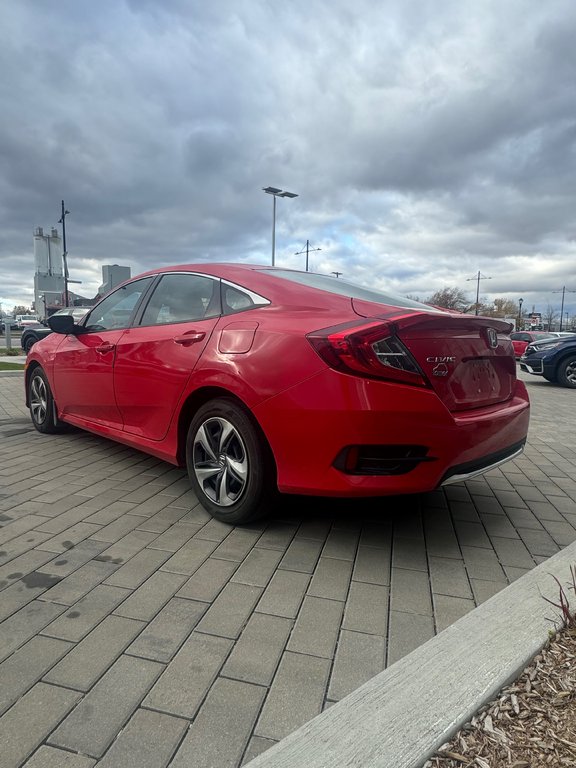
top-left (350, 300), bottom-right (513, 335)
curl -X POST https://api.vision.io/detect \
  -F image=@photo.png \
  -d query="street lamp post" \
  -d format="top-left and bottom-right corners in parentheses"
top-left (262, 187), bottom-right (298, 266)
top-left (518, 297), bottom-right (523, 329)
top-left (58, 200), bottom-right (70, 307)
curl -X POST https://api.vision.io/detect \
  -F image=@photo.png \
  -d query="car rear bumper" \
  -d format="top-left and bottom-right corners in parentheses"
top-left (253, 369), bottom-right (530, 497)
top-left (440, 440), bottom-right (525, 486)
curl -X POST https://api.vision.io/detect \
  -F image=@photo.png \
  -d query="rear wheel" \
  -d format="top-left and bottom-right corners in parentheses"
top-left (557, 356), bottom-right (576, 388)
top-left (28, 368), bottom-right (65, 433)
top-left (186, 398), bottom-right (277, 524)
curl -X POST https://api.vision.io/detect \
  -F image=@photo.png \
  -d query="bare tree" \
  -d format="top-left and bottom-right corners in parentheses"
top-left (427, 287), bottom-right (469, 312)
top-left (481, 298), bottom-right (519, 318)
top-left (11, 305), bottom-right (32, 316)
top-left (543, 303), bottom-right (559, 331)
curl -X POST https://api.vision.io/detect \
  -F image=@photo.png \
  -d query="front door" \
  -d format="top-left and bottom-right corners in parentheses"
top-left (52, 277), bottom-right (155, 430)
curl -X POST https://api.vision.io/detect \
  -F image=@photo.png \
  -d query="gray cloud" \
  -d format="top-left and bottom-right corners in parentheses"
top-left (1, 0), bottom-right (575, 319)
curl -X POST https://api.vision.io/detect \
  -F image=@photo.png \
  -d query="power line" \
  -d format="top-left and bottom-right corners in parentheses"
top-left (466, 271), bottom-right (492, 315)
top-left (294, 240), bottom-right (321, 272)
top-left (552, 286), bottom-right (576, 331)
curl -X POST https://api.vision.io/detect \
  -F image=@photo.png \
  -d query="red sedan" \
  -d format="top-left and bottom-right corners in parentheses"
top-left (25, 264), bottom-right (530, 524)
top-left (510, 331), bottom-right (557, 359)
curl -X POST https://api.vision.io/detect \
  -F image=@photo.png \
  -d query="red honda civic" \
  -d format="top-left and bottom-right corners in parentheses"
top-left (25, 264), bottom-right (530, 524)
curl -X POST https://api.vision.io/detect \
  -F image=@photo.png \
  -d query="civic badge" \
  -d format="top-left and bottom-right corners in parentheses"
top-left (486, 328), bottom-right (498, 349)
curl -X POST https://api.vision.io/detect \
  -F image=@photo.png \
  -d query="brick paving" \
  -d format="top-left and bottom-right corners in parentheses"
top-left (0, 369), bottom-right (574, 767)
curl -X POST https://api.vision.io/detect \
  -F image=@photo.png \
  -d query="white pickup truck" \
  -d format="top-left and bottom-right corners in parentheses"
top-left (15, 314), bottom-right (41, 329)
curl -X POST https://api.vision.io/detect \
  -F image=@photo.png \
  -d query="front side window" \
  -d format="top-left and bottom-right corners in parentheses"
top-left (140, 273), bottom-right (219, 326)
top-left (83, 278), bottom-right (154, 331)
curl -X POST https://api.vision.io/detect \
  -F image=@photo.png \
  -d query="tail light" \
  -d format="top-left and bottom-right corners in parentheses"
top-left (307, 321), bottom-right (428, 386)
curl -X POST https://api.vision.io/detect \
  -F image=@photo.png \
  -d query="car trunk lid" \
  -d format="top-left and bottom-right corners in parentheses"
top-left (351, 299), bottom-right (516, 411)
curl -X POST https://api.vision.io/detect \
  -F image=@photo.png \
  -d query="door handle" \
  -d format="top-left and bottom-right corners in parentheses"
top-left (95, 343), bottom-right (115, 354)
top-left (174, 332), bottom-right (206, 345)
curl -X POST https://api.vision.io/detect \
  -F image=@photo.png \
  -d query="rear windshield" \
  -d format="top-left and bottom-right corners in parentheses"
top-left (266, 269), bottom-right (436, 311)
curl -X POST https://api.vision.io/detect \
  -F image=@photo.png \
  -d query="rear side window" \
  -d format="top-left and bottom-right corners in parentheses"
top-left (140, 273), bottom-right (219, 326)
top-left (264, 269), bottom-right (437, 310)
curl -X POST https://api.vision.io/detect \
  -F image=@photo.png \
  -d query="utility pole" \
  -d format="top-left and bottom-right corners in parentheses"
top-left (331, 271), bottom-right (342, 278)
top-left (58, 200), bottom-right (70, 307)
top-left (466, 271), bottom-right (492, 315)
top-left (295, 240), bottom-right (321, 272)
top-left (552, 286), bottom-right (576, 331)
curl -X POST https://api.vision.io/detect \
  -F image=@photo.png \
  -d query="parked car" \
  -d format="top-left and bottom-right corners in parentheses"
top-left (20, 307), bottom-right (89, 353)
top-left (520, 334), bottom-right (576, 388)
top-left (15, 314), bottom-right (40, 329)
top-left (25, 264), bottom-right (530, 524)
top-left (0, 317), bottom-right (19, 333)
top-left (510, 331), bottom-right (557, 359)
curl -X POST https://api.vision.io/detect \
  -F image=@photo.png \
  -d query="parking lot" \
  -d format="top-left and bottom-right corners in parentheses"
top-left (0, 368), bottom-right (575, 767)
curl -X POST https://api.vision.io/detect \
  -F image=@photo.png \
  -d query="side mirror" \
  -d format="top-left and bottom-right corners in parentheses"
top-left (48, 315), bottom-right (78, 334)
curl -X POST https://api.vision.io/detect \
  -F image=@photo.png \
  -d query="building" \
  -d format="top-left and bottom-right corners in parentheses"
top-left (98, 265), bottom-right (131, 298)
top-left (33, 227), bottom-right (65, 320)
top-left (32, 227), bottom-right (131, 320)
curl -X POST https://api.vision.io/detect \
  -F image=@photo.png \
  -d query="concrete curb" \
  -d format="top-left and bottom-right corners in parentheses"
top-left (245, 539), bottom-right (576, 768)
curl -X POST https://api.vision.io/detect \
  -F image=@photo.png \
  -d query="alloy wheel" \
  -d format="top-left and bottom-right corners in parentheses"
top-left (30, 374), bottom-right (47, 425)
top-left (192, 416), bottom-right (248, 506)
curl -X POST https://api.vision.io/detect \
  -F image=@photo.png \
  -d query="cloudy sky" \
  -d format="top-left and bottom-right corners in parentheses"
top-left (1, 0), bottom-right (576, 321)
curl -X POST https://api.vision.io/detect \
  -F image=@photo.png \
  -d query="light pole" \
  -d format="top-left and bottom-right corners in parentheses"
top-left (466, 270), bottom-right (492, 315)
top-left (552, 286), bottom-right (576, 331)
top-left (262, 187), bottom-right (298, 266)
top-left (295, 240), bottom-right (321, 272)
top-left (58, 200), bottom-right (70, 307)
top-left (518, 297), bottom-right (523, 329)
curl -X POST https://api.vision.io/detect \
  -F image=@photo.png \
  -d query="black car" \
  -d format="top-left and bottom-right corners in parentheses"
top-left (520, 334), bottom-right (576, 388)
top-left (20, 307), bottom-right (88, 353)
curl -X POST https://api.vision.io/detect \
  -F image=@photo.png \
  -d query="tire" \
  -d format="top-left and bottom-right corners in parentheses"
top-left (23, 335), bottom-right (36, 354)
top-left (28, 368), bottom-right (65, 434)
top-left (186, 398), bottom-right (277, 524)
top-left (556, 355), bottom-right (576, 388)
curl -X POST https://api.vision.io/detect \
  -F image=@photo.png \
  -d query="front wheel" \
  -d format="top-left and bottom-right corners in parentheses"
top-left (23, 336), bottom-right (36, 354)
top-left (186, 398), bottom-right (277, 524)
top-left (28, 368), bottom-right (65, 434)
top-left (557, 356), bottom-right (576, 388)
